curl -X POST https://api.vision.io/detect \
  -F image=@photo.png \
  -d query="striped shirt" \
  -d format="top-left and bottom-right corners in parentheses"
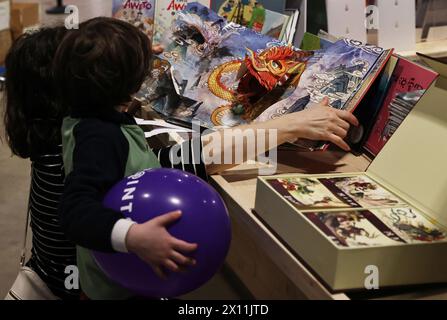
top-left (27, 145), bottom-right (79, 300)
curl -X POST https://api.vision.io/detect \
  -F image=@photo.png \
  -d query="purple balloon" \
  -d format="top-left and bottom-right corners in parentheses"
top-left (93, 168), bottom-right (231, 298)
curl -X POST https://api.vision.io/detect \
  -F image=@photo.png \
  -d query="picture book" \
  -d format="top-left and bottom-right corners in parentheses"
top-left (112, 0), bottom-right (155, 39)
top-left (303, 210), bottom-right (407, 247)
top-left (157, 2), bottom-right (302, 127)
top-left (348, 55), bottom-right (399, 152)
top-left (364, 57), bottom-right (438, 157)
top-left (153, 0), bottom-right (211, 46)
top-left (304, 207), bottom-right (447, 248)
top-left (218, 1), bottom-right (292, 41)
top-left (266, 174), bottom-right (406, 211)
top-left (153, 2), bottom-right (390, 134)
top-left (261, 173), bottom-right (447, 249)
top-left (261, 9), bottom-right (290, 40)
top-left (256, 39), bottom-right (386, 123)
top-left (254, 41), bottom-right (391, 150)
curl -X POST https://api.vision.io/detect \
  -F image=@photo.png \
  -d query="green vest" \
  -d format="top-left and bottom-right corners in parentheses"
top-left (62, 117), bottom-right (161, 300)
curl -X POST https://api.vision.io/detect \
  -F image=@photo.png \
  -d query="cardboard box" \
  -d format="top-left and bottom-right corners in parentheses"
top-left (255, 58), bottom-right (447, 291)
top-left (0, 28), bottom-right (12, 65)
top-left (0, 0), bottom-right (10, 31)
top-left (11, 2), bottom-right (39, 39)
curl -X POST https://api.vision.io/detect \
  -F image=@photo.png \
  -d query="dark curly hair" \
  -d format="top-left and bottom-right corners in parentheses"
top-left (53, 17), bottom-right (152, 114)
top-left (4, 26), bottom-right (68, 159)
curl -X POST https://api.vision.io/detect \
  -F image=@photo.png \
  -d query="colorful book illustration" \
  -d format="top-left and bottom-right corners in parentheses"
top-left (267, 177), bottom-right (355, 210)
top-left (304, 208), bottom-right (447, 248)
top-left (217, 0), bottom-right (263, 27)
top-left (261, 9), bottom-right (291, 40)
top-left (156, 2), bottom-right (306, 128)
top-left (264, 174), bottom-right (447, 248)
top-left (318, 175), bottom-right (406, 208)
top-left (153, 0), bottom-right (211, 46)
top-left (216, 0), bottom-right (294, 41)
top-left (364, 57), bottom-right (438, 156)
top-left (112, 0), bottom-right (155, 39)
top-left (255, 39), bottom-right (386, 122)
top-left (148, 2), bottom-right (390, 135)
top-left (266, 174), bottom-right (405, 211)
top-left (304, 211), bottom-right (407, 247)
top-left (255, 42), bottom-right (391, 150)
top-left (373, 207), bottom-right (447, 243)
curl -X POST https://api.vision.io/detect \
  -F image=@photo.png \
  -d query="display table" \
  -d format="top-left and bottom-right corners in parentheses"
top-left (211, 149), bottom-right (447, 300)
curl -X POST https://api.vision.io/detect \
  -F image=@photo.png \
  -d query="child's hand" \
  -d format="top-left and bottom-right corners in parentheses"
top-left (152, 45), bottom-right (164, 54)
top-left (125, 210), bottom-right (198, 278)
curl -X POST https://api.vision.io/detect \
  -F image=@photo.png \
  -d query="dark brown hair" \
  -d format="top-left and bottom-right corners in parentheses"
top-left (53, 17), bottom-right (152, 114)
top-left (4, 27), bottom-right (67, 158)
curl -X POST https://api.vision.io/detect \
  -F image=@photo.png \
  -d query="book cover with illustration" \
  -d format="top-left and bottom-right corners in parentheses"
top-left (255, 43), bottom-right (392, 152)
top-left (217, 0), bottom-right (291, 40)
top-left (263, 173), bottom-right (447, 249)
top-left (152, 2), bottom-right (389, 133)
top-left (266, 174), bottom-right (406, 211)
top-left (112, 0), bottom-right (155, 39)
top-left (364, 57), bottom-right (438, 156)
top-left (156, 1), bottom-right (311, 127)
top-left (153, 0), bottom-right (211, 46)
top-left (304, 208), bottom-right (447, 248)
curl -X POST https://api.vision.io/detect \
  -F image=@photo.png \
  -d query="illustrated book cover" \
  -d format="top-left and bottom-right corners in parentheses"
top-left (364, 56), bottom-right (438, 157)
top-left (148, 2), bottom-right (390, 138)
top-left (153, 0), bottom-right (211, 46)
top-left (112, 0), bottom-right (155, 40)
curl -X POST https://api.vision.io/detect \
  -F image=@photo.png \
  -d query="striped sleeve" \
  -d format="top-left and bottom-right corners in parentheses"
top-left (153, 137), bottom-right (208, 181)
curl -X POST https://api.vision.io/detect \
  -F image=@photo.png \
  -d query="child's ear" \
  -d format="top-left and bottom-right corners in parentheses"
top-left (126, 99), bottom-right (142, 116)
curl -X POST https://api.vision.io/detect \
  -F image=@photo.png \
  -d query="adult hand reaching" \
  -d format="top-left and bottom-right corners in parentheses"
top-left (289, 97), bottom-right (359, 151)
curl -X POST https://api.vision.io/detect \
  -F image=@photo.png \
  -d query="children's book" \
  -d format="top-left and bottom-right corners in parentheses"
top-left (216, 0), bottom-right (291, 40)
top-left (304, 207), bottom-right (446, 248)
top-left (156, 2), bottom-right (302, 128)
top-left (153, 0), bottom-right (211, 46)
top-left (151, 3), bottom-right (390, 137)
top-left (112, 0), bottom-right (155, 40)
top-left (261, 9), bottom-right (290, 40)
top-left (282, 9), bottom-right (299, 45)
top-left (266, 175), bottom-right (407, 211)
top-left (256, 172), bottom-right (447, 290)
top-left (255, 41), bottom-right (392, 150)
top-left (364, 56), bottom-right (438, 157)
top-left (348, 55), bottom-right (399, 152)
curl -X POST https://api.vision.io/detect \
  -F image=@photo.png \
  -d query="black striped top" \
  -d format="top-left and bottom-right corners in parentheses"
top-left (27, 145), bottom-right (79, 300)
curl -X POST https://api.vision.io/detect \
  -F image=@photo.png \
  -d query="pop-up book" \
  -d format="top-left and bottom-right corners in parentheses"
top-left (255, 56), bottom-right (447, 290)
top-left (152, 2), bottom-right (390, 134)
